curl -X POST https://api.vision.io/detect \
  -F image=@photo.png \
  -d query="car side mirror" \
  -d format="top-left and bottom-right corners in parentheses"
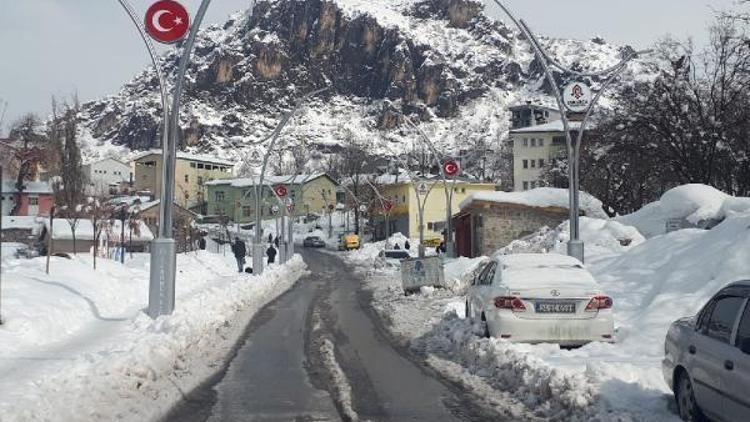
top-left (741, 338), bottom-right (750, 355)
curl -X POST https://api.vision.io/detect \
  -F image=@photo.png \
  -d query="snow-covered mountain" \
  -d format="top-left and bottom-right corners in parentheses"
top-left (76, 0), bottom-right (655, 173)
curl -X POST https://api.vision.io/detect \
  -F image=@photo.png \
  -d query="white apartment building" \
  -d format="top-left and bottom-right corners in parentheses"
top-left (83, 158), bottom-right (132, 195)
top-left (511, 120), bottom-right (580, 191)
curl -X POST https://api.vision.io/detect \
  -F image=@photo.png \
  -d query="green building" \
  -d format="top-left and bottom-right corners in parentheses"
top-left (205, 174), bottom-right (339, 223)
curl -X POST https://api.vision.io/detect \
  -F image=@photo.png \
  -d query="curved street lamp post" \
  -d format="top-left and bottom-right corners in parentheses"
top-left (117, 0), bottom-right (212, 318)
top-left (491, 0), bottom-right (650, 262)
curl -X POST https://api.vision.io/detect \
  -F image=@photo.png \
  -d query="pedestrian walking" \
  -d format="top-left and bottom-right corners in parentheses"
top-left (394, 243), bottom-right (401, 250)
top-left (274, 235), bottom-right (280, 248)
top-left (266, 244), bottom-right (277, 264)
top-left (232, 237), bottom-right (247, 273)
top-left (268, 233), bottom-right (273, 243)
top-left (404, 240), bottom-right (411, 250)
top-left (198, 236), bottom-right (207, 250)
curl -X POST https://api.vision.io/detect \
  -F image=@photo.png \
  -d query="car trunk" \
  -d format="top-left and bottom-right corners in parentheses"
top-left (507, 284), bottom-right (599, 320)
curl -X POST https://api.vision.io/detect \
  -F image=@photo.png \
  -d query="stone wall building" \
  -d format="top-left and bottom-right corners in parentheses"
top-left (453, 188), bottom-right (605, 258)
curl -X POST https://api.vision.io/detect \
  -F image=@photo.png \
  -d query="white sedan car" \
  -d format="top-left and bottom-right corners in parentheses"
top-left (466, 253), bottom-right (615, 346)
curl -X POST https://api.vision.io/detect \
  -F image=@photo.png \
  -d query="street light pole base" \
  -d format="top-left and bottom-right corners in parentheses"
top-left (148, 238), bottom-right (177, 319)
top-left (253, 243), bottom-right (265, 275)
top-left (567, 240), bottom-right (585, 263)
top-left (445, 241), bottom-right (455, 258)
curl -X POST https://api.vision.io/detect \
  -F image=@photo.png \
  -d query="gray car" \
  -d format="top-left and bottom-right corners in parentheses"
top-left (663, 281), bottom-right (750, 422)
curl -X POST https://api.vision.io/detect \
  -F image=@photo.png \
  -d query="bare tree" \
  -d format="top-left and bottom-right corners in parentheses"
top-left (84, 197), bottom-right (114, 269)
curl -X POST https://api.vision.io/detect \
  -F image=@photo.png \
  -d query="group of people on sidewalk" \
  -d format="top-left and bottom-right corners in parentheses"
top-left (231, 236), bottom-right (278, 273)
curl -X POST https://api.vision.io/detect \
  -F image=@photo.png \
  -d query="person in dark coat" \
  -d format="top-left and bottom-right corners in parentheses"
top-left (268, 233), bottom-right (273, 243)
top-left (266, 244), bottom-right (278, 264)
top-left (394, 243), bottom-right (401, 250)
top-left (404, 240), bottom-right (411, 250)
top-left (274, 236), bottom-right (280, 248)
top-left (198, 236), bottom-right (207, 250)
top-left (232, 237), bottom-right (247, 273)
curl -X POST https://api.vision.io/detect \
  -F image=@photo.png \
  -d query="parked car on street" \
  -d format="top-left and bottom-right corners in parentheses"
top-left (303, 236), bottom-right (326, 248)
top-left (374, 249), bottom-right (411, 268)
top-left (337, 233), bottom-right (360, 251)
top-left (663, 281), bottom-right (750, 422)
top-left (466, 253), bottom-right (615, 346)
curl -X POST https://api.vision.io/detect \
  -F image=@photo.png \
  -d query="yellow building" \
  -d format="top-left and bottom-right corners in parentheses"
top-left (375, 177), bottom-right (497, 242)
top-left (132, 151), bottom-right (234, 210)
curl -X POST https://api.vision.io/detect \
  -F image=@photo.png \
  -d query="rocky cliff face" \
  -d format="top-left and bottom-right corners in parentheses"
top-left (77, 0), bottom-right (651, 172)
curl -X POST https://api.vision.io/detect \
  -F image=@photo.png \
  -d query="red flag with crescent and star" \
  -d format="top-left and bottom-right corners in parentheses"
top-left (145, 0), bottom-right (190, 44)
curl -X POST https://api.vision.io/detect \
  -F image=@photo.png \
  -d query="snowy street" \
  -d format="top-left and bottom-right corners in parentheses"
top-left (166, 249), bottom-right (498, 422)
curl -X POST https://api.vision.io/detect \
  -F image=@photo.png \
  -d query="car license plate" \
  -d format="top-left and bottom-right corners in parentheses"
top-left (535, 301), bottom-right (576, 314)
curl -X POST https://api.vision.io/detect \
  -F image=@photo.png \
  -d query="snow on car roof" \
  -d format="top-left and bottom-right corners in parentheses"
top-left (495, 254), bottom-right (597, 288)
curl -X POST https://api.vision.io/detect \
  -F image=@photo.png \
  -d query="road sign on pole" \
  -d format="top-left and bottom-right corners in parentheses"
top-left (145, 0), bottom-right (190, 44)
top-left (563, 82), bottom-right (592, 113)
top-left (417, 182), bottom-right (429, 196)
top-left (443, 160), bottom-right (460, 178)
top-left (275, 185), bottom-right (289, 198)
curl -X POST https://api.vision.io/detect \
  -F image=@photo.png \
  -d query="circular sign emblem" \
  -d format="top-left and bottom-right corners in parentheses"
top-left (287, 204), bottom-right (295, 214)
top-left (416, 182), bottom-right (430, 196)
top-left (359, 204), bottom-right (368, 213)
top-left (145, 1), bottom-right (190, 45)
top-left (271, 205), bottom-right (280, 214)
top-left (443, 160), bottom-right (460, 178)
top-left (328, 204), bottom-right (335, 211)
top-left (563, 82), bottom-right (592, 113)
top-left (274, 185), bottom-right (289, 198)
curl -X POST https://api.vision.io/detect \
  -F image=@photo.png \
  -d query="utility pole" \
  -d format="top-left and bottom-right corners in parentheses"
top-left (491, 0), bottom-right (649, 262)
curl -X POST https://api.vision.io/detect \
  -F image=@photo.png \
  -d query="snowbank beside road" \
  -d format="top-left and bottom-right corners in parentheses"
top-left (351, 210), bottom-right (750, 421)
top-left (616, 184), bottom-right (750, 237)
top-left (0, 250), bottom-right (307, 421)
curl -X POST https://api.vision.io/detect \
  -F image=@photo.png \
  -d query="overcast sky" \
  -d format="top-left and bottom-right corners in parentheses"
top-left (0, 0), bottom-right (737, 135)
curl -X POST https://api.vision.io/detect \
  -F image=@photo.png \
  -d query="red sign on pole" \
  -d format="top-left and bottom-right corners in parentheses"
top-left (274, 185), bottom-right (289, 198)
top-left (443, 160), bottom-right (460, 178)
top-left (145, 1), bottom-right (190, 44)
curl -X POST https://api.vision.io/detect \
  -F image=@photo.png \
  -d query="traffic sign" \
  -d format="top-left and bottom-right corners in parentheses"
top-left (328, 204), bottom-right (335, 211)
top-left (359, 204), bottom-right (368, 213)
top-left (287, 204), bottom-right (295, 214)
top-left (563, 82), bottom-right (592, 113)
top-left (271, 204), bottom-right (280, 214)
top-left (274, 185), bottom-right (289, 198)
top-left (443, 160), bottom-right (460, 178)
top-left (145, 1), bottom-right (190, 44)
top-left (417, 182), bottom-right (429, 196)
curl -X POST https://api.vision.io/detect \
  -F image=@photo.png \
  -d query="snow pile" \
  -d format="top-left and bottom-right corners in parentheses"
top-left (0, 250), bottom-right (307, 421)
top-left (616, 184), bottom-right (750, 237)
top-left (353, 211), bottom-right (750, 420)
top-left (461, 188), bottom-right (608, 219)
top-left (500, 217), bottom-right (645, 259)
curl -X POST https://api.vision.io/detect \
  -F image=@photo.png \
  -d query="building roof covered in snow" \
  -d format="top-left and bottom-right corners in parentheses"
top-left (460, 187), bottom-right (607, 218)
top-left (43, 218), bottom-right (154, 242)
top-left (204, 173), bottom-right (335, 187)
top-left (1, 181), bottom-right (54, 194)
top-left (510, 120), bottom-right (583, 134)
top-left (131, 150), bottom-right (234, 167)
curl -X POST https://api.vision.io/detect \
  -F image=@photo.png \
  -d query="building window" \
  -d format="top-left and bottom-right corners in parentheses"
top-left (522, 159), bottom-right (528, 169)
top-left (523, 138), bottom-right (528, 147)
top-left (190, 162), bottom-right (196, 168)
top-left (539, 159), bottom-right (545, 167)
top-left (523, 181), bottom-right (529, 190)
top-left (215, 191), bottom-right (225, 202)
top-left (29, 197), bottom-right (39, 206)
top-left (197, 176), bottom-right (204, 185)
top-left (531, 160), bottom-right (536, 168)
top-left (197, 163), bottom-right (204, 169)
top-left (539, 139), bottom-right (545, 147)
top-left (531, 139), bottom-right (536, 147)
top-left (184, 175), bottom-right (189, 183)
top-left (242, 206), bottom-right (252, 217)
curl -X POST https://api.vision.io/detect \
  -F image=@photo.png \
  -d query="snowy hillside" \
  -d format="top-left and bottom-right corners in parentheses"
top-left (76, 0), bottom-right (655, 172)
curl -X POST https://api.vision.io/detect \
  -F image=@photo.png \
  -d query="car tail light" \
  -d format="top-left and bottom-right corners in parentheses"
top-left (585, 295), bottom-right (613, 311)
top-left (494, 296), bottom-right (526, 311)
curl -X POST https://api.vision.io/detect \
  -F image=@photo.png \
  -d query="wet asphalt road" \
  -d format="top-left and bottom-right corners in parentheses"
top-left (165, 249), bottom-right (470, 422)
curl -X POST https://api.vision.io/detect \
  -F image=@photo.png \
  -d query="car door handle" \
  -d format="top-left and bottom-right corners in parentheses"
top-left (725, 360), bottom-right (734, 371)
top-left (688, 345), bottom-right (696, 355)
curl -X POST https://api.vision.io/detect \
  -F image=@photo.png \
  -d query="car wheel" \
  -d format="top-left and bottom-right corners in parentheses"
top-left (676, 371), bottom-right (707, 422)
top-left (480, 313), bottom-right (490, 338)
